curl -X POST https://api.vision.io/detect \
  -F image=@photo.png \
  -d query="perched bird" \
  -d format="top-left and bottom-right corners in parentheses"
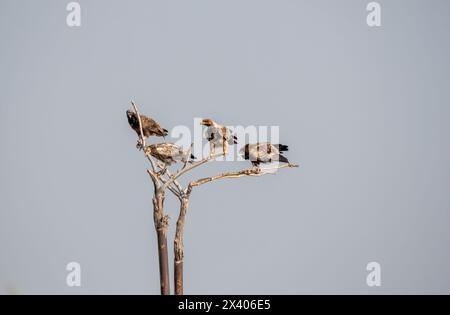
top-left (144, 143), bottom-right (196, 166)
top-left (200, 118), bottom-right (237, 155)
top-left (126, 110), bottom-right (168, 148)
top-left (240, 143), bottom-right (290, 167)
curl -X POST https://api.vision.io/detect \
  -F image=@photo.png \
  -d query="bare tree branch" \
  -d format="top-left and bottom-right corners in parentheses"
top-left (131, 101), bottom-right (146, 149)
top-left (163, 152), bottom-right (225, 190)
top-left (185, 163), bottom-right (298, 195)
top-left (162, 167), bottom-right (184, 196)
top-left (174, 196), bottom-right (188, 295)
top-left (159, 173), bottom-right (182, 199)
top-left (145, 154), bottom-right (158, 173)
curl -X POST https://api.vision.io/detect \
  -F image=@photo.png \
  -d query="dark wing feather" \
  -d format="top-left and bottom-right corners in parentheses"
top-left (274, 144), bottom-right (289, 152)
top-left (278, 154), bottom-right (289, 164)
top-left (141, 115), bottom-right (168, 137)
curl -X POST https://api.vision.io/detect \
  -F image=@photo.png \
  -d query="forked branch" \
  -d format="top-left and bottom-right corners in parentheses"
top-left (162, 152), bottom-right (225, 190)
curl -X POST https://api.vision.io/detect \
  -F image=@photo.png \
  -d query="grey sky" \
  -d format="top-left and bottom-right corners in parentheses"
top-left (1, 0), bottom-right (450, 294)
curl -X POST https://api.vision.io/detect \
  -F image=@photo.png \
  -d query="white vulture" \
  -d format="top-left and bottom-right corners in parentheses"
top-left (200, 118), bottom-right (237, 155)
top-left (240, 143), bottom-right (290, 166)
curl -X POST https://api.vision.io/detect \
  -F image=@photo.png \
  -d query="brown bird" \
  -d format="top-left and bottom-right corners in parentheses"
top-left (240, 143), bottom-right (289, 167)
top-left (144, 143), bottom-right (196, 166)
top-left (126, 110), bottom-right (168, 148)
top-left (200, 118), bottom-right (237, 155)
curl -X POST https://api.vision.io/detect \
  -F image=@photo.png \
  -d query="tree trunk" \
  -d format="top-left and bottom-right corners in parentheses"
top-left (174, 196), bottom-right (189, 295)
top-left (153, 191), bottom-right (170, 295)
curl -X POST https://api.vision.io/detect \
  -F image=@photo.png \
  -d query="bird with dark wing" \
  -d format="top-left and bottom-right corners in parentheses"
top-left (200, 118), bottom-right (237, 155)
top-left (126, 110), bottom-right (168, 149)
top-left (240, 142), bottom-right (290, 167)
top-left (144, 143), bottom-right (196, 166)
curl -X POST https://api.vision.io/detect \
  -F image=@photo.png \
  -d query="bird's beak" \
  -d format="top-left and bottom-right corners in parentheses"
top-left (199, 121), bottom-right (206, 126)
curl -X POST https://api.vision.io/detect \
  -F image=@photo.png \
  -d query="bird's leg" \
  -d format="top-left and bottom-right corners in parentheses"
top-left (223, 138), bottom-right (229, 156)
top-left (209, 142), bottom-right (215, 157)
top-left (136, 138), bottom-right (144, 150)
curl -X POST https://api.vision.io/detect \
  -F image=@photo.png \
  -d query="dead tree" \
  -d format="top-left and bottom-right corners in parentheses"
top-left (129, 102), bottom-right (297, 295)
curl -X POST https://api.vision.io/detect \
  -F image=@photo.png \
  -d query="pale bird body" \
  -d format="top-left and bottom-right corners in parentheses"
top-left (240, 142), bottom-right (290, 166)
top-left (145, 143), bottom-right (195, 166)
top-left (200, 119), bottom-right (237, 155)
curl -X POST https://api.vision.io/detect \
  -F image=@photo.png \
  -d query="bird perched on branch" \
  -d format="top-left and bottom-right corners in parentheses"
top-left (126, 110), bottom-right (168, 149)
top-left (200, 118), bottom-right (237, 156)
top-left (144, 143), bottom-right (196, 166)
top-left (240, 143), bottom-right (290, 167)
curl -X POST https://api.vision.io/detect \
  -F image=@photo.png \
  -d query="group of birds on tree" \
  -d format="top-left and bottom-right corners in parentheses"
top-left (126, 109), bottom-right (290, 167)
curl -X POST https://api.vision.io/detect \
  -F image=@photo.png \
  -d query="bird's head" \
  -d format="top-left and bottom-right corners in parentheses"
top-left (126, 110), bottom-right (135, 119)
top-left (200, 118), bottom-right (214, 127)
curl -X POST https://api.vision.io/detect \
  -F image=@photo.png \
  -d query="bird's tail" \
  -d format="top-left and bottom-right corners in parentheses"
top-left (161, 129), bottom-right (169, 142)
top-left (275, 144), bottom-right (289, 152)
top-left (278, 154), bottom-right (290, 164)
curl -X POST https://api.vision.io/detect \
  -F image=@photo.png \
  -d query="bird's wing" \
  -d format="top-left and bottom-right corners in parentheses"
top-left (141, 115), bottom-right (168, 136)
top-left (155, 144), bottom-right (171, 156)
top-left (140, 114), bottom-right (153, 126)
top-left (253, 143), bottom-right (278, 162)
top-left (206, 126), bottom-right (224, 144)
top-left (205, 126), bottom-right (216, 141)
top-left (160, 144), bottom-right (185, 159)
top-left (247, 144), bottom-right (263, 161)
top-left (221, 127), bottom-right (237, 144)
